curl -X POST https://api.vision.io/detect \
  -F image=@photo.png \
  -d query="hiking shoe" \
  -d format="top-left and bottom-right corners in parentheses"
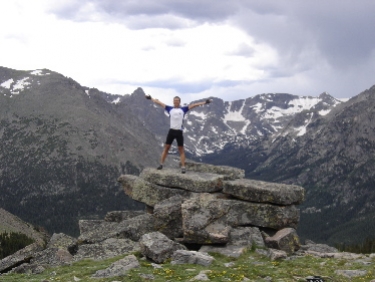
top-left (157, 164), bottom-right (163, 170)
top-left (181, 167), bottom-right (186, 174)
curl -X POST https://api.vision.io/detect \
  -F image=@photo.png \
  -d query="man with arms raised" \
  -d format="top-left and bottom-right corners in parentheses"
top-left (146, 95), bottom-right (211, 173)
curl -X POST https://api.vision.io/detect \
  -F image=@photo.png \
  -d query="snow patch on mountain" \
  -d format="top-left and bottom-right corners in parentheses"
top-left (189, 111), bottom-right (207, 120)
top-left (296, 113), bottom-right (314, 136)
top-left (12, 78), bottom-right (31, 94)
top-left (319, 109), bottom-right (331, 116)
top-left (289, 97), bottom-right (321, 111)
top-left (224, 102), bottom-right (246, 122)
top-left (251, 103), bottom-right (263, 113)
top-left (30, 70), bottom-right (44, 76)
top-left (1, 78), bottom-right (13, 89)
top-left (1, 77), bottom-right (32, 95)
top-left (223, 102), bottom-right (251, 135)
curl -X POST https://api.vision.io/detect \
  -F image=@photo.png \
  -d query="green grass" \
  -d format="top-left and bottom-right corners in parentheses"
top-left (1, 249), bottom-right (374, 282)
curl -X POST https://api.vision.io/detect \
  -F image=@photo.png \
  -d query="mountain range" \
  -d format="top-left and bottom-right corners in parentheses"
top-left (1, 66), bottom-right (374, 246)
top-left (0, 67), bottom-right (159, 236)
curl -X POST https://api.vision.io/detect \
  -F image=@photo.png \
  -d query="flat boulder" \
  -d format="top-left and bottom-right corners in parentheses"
top-left (227, 200), bottom-right (300, 229)
top-left (268, 248), bottom-right (288, 261)
top-left (223, 179), bottom-right (304, 205)
top-left (264, 228), bottom-right (300, 255)
top-left (116, 214), bottom-right (156, 241)
top-left (118, 174), bottom-right (191, 207)
top-left (104, 210), bottom-right (145, 222)
top-left (300, 240), bottom-right (338, 253)
top-left (30, 248), bottom-right (73, 266)
top-left (153, 195), bottom-right (185, 239)
top-left (73, 238), bottom-right (139, 261)
top-left (185, 160), bottom-right (245, 180)
top-left (181, 194), bottom-right (232, 244)
top-left (139, 168), bottom-right (225, 193)
top-left (78, 220), bottom-right (117, 244)
top-left (199, 245), bottom-right (246, 258)
top-left (171, 250), bottom-right (214, 266)
top-left (228, 227), bottom-right (265, 248)
top-left (139, 232), bottom-right (186, 263)
top-left (10, 263), bottom-right (45, 274)
top-left (91, 254), bottom-right (140, 278)
top-left (47, 233), bottom-right (77, 251)
top-left (181, 193), bottom-right (300, 244)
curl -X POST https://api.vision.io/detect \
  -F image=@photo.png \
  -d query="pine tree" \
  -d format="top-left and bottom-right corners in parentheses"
top-left (0, 231), bottom-right (35, 259)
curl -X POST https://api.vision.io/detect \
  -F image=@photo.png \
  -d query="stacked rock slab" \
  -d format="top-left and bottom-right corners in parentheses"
top-left (118, 160), bottom-right (305, 246)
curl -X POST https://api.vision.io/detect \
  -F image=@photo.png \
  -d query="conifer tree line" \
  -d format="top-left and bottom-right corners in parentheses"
top-left (0, 231), bottom-right (35, 259)
top-left (336, 236), bottom-right (375, 254)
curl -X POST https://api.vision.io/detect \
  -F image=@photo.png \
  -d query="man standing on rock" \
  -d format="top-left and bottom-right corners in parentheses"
top-left (145, 94), bottom-right (212, 173)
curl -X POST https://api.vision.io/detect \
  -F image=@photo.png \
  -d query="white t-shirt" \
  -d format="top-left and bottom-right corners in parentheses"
top-left (165, 105), bottom-right (189, 130)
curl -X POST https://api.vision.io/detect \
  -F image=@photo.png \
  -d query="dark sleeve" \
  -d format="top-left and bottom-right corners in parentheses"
top-left (165, 105), bottom-right (172, 113)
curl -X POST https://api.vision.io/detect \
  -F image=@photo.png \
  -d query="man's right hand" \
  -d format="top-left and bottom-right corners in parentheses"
top-left (145, 94), bottom-right (152, 100)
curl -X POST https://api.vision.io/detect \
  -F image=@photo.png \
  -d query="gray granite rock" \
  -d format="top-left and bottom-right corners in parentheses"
top-left (116, 214), bottom-right (156, 241)
top-left (226, 200), bottom-right (300, 229)
top-left (47, 233), bottom-right (77, 253)
top-left (181, 193), bottom-right (300, 244)
top-left (185, 160), bottom-right (245, 180)
top-left (268, 248), bottom-right (287, 261)
top-left (264, 228), bottom-right (300, 255)
top-left (139, 232), bottom-right (186, 263)
top-left (91, 255), bottom-right (139, 278)
top-left (300, 241), bottom-right (338, 253)
top-left (223, 178), bottom-right (305, 205)
top-left (118, 174), bottom-right (191, 207)
top-left (181, 194), bottom-right (232, 244)
top-left (171, 250), bottom-right (214, 266)
top-left (73, 238), bottom-right (139, 261)
top-left (10, 263), bottom-right (45, 274)
top-left (104, 210), bottom-right (145, 223)
top-left (139, 167), bottom-right (225, 193)
top-left (78, 220), bottom-right (117, 243)
top-left (335, 269), bottom-right (367, 278)
top-left (153, 195), bottom-right (184, 239)
top-left (228, 227), bottom-right (265, 248)
top-left (199, 245), bottom-right (247, 258)
top-left (30, 248), bottom-right (73, 266)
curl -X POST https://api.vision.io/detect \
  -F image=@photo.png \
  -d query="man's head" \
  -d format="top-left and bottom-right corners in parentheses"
top-left (173, 96), bottom-right (181, 107)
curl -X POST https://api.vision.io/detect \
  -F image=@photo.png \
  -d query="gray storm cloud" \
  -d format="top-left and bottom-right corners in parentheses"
top-left (46, 0), bottom-right (375, 98)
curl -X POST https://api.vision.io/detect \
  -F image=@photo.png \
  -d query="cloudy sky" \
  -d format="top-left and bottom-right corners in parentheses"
top-left (1, 0), bottom-right (375, 102)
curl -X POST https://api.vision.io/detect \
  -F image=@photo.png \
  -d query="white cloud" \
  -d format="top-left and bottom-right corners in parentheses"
top-left (0, 0), bottom-right (374, 103)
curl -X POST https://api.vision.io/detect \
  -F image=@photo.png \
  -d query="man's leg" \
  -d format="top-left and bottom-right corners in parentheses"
top-left (178, 146), bottom-right (186, 173)
top-left (176, 131), bottom-right (186, 173)
top-left (157, 144), bottom-right (171, 169)
top-left (158, 130), bottom-right (174, 170)
top-left (178, 146), bottom-right (186, 166)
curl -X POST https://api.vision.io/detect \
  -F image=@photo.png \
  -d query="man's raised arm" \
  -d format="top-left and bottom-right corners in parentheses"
top-left (145, 94), bottom-right (166, 108)
top-left (188, 99), bottom-right (212, 110)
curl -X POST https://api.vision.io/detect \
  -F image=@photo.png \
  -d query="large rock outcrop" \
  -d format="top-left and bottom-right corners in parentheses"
top-left (118, 161), bottom-right (304, 245)
top-left (0, 161), bottom-right (306, 275)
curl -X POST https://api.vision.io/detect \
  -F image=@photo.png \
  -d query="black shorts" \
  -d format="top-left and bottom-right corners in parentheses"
top-left (165, 129), bottom-right (184, 147)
